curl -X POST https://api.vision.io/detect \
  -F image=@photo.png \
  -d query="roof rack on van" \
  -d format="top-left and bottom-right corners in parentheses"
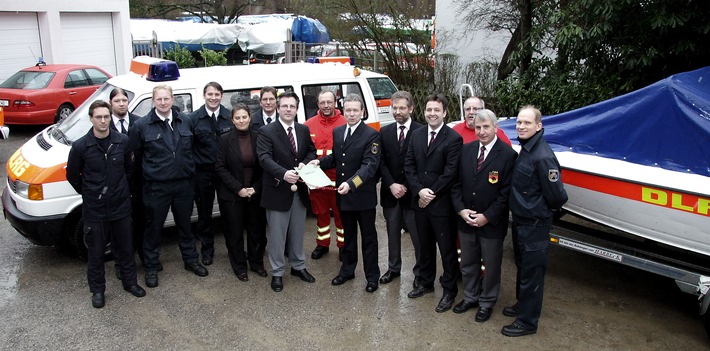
top-left (130, 56), bottom-right (181, 82)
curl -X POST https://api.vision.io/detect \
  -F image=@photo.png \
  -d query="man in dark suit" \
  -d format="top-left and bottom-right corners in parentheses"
top-left (404, 93), bottom-right (462, 313)
top-left (109, 88), bottom-right (140, 134)
top-left (312, 94), bottom-right (381, 292)
top-left (251, 86), bottom-right (279, 130)
top-left (256, 91), bottom-right (317, 292)
top-left (451, 109), bottom-right (517, 322)
top-left (378, 90), bottom-right (423, 286)
top-left (189, 82), bottom-right (233, 265)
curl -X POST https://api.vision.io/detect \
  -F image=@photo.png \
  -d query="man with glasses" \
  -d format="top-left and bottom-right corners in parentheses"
top-left (257, 91), bottom-right (318, 292)
top-left (252, 86), bottom-right (279, 130)
top-left (453, 97), bottom-right (511, 145)
top-left (303, 90), bottom-right (347, 260)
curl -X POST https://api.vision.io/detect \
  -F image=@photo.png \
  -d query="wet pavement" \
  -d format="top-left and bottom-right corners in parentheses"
top-left (0, 126), bottom-right (708, 350)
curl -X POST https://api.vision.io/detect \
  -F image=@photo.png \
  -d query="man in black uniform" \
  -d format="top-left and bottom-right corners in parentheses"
top-left (378, 90), bottom-right (423, 286)
top-left (190, 82), bottom-right (233, 265)
top-left (67, 100), bottom-right (145, 308)
top-left (502, 105), bottom-right (568, 337)
top-left (129, 85), bottom-right (208, 289)
top-left (251, 86), bottom-right (279, 130)
top-left (312, 93), bottom-right (381, 292)
top-left (404, 93), bottom-right (463, 313)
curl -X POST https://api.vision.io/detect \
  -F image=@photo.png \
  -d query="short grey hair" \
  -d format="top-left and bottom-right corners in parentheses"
top-left (474, 109), bottom-right (498, 127)
top-left (343, 93), bottom-right (364, 109)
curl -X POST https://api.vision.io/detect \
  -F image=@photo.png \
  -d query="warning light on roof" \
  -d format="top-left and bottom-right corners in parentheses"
top-left (130, 56), bottom-right (180, 82)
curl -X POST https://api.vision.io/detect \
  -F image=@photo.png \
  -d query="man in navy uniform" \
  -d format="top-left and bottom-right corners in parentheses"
top-left (251, 86), bottom-right (279, 130)
top-left (311, 94), bottom-right (381, 292)
top-left (502, 105), bottom-right (568, 337)
top-left (67, 100), bottom-right (145, 308)
top-left (451, 109), bottom-right (517, 321)
top-left (190, 82), bottom-right (233, 265)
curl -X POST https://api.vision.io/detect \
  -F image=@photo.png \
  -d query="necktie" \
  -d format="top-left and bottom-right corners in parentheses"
top-left (428, 131), bottom-right (436, 147)
top-left (212, 112), bottom-right (217, 123)
top-left (398, 125), bottom-right (405, 147)
top-left (165, 118), bottom-right (172, 130)
top-left (266, 117), bottom-right (272, 124)
top-left (477, 145), bottom-right (486, 171)
top-left (287, 126), bottom-right (296, 153)
top-left (119, 119), bottom-right (126, 134)
top-left (345, 127), bottom-right (352, 143)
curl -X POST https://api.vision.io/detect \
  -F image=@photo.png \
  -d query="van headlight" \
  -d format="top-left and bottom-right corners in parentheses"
top-left (15, 180), bottom-right (44, 200)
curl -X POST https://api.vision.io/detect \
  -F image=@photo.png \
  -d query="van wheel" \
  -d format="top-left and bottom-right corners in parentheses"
top-left (67, 217), bottom-right (113, 261)
top-left (55, 104), bottom-right (74, 123)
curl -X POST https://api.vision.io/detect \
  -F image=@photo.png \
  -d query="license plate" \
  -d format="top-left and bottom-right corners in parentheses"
top-left (0, 100), bottom-right (8, 107)
top-left (377, 106), bottom-right (390, 114)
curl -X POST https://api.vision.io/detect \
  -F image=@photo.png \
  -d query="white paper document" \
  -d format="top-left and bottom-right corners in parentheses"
top-left (297, 164), bottom-right (332, 189)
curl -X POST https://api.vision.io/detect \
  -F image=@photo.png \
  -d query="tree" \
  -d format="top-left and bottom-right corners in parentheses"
top-left (129, 0), bottom-right (253, 23)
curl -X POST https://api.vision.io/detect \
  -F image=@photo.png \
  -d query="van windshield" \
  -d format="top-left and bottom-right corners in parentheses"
top-left (367, 77), bottom-right (397, 100)
top-left (54, 83), bottom-right (135, 142)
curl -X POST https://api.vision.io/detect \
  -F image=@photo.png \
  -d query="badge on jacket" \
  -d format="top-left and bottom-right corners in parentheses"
top-left (371, 142), bottom-right (379, 154)
top-left (548, 169), bottom-right (560, 182)
top-left (488, 171), bottom-right (499, 184)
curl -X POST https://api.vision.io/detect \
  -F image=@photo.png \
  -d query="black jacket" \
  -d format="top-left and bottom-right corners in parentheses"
top-left (378, 120), bottom-right (423, 209)
top-left (129, 106), bottom-right (195, 182)
top-left (190, 104), bottom-right (233, 167)
top-left (510, 129), bottom-right (568, 220)
top-left (215, 128), bottom-right (262, 201)
top-left (66, 129), bottom-right (133, 221)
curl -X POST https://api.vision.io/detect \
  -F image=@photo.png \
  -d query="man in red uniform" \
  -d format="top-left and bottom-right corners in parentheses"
top-left (452, 97), bottom-right (512, 146)
top-left (304, 90), bottom-right (347, 260)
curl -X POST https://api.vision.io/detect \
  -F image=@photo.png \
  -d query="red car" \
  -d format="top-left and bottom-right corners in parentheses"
top-left (0, 63), bottom-right (111, 125)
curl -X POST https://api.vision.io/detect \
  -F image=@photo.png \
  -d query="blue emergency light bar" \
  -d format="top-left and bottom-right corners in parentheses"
top-left (146, 60), bottom-right (180, 82)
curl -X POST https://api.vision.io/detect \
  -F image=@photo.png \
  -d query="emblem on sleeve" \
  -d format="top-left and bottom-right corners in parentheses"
top-left (548, 169), bottom-right (560, 182)
top-left (488, 171), bottom-right (499, 184)
top-left (371, 142), bottom-right (379, 155)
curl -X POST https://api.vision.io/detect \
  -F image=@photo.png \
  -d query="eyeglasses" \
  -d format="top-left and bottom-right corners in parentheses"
top-left (465, 107), bottom-right (483, 112)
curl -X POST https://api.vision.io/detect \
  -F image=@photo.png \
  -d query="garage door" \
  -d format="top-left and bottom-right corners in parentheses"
top-left (0, 12), bottom-right (43, 83)
top-left (60, 12), bottom-right (117, 76)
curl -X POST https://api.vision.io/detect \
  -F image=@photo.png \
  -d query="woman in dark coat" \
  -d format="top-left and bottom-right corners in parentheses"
top-left (215, 103), bottom-right (267, 281)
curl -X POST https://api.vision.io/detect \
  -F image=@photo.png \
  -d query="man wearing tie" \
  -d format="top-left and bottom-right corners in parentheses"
top-left (404, 93), bottom-right (462, 313)
top-left (251, 86), bottom-right (279, 130)
top-left (257, 91), bottom-right (317, 292)
top-left (189, 82), bottom-right (233, 265)
top-left (451, 109), bottom-right (517, 322)
top-left (378, 91), bottom-right (423, 286)
top-left (109, 88), bottom-right (139, 135)
top-left (311, 94), bottom-right (381, 292)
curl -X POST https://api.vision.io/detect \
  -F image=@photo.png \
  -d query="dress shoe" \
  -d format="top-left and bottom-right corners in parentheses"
top-left (271, 276), bottom-right (283, 292)
top-left (236, 272), bottom-right (249, 282)
top-left (407, 285), bottom-right (434, 298)
top-left (251, 267), bottom-right (268, 277)
top-left (435, 294), bottom-right (455, 313)
top-left (452, 300), bottom-right (479, 314)
top-left (378, 270), bottom-right (400, 284)
top-left (145, 270), bottom-right (159, 288)
top-left (184, 262), bottom-right (209, 277)
top-left (290, 268), bottom-right (316, 283)
top-left (501, 321), bottom-right (537, 337)
top-left (365, 281), bottom-right (378, 292)
top-left (331, 274), bottom-right (355, 286)
top-left (502, 304), bottom-right (519, 317)
top-left (202, 255), bottom-right (213, 266)
top-left (123, 284), bottom-right (146, 298)
top-left (412, 276), bottom-right (421, 289)
top-left (92, 292), bottom-right (105, 308)
top-left (475, 306), bottom-right (492, 322)
top-left (311, 245), bottom-right (329, 259)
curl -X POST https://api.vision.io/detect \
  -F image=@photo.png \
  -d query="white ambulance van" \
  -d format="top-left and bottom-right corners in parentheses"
top-left (2, 57), bottom-right (398, 258)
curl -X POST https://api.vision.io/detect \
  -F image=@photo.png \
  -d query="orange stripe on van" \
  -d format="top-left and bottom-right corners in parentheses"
top-left (7, 149), bottom-right (68, 184)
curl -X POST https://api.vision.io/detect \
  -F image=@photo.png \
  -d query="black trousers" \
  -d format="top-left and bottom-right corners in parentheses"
top-left (218, 195), bottom-right (267, 274)
top-left (85, 215), bottom-right (137, 293)
top-left (414, 212), bottom-right (459, 296)
top-left (142, 178), bottom-right (199, 271)
top-left (339, 208), bottom-right (380, 283)
top-left (511, 217), bottom-right (552, 330)
top-left (194, 168), bottom-right (217, 257)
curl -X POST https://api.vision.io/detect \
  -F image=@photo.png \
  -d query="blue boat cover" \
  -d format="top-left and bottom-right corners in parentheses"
top-left (291, 16), bottom-right (330, 44)
top-left (499, 67), bottom-right (710, 177)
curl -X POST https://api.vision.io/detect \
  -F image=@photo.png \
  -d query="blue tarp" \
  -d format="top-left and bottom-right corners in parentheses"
top-left (291, 16), bottom-right (330, 44)
top-left (500, 67), bottom-right (710, 177)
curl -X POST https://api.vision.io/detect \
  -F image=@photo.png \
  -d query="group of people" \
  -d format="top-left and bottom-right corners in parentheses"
top-left (66, 83), bottom-right (568, 337)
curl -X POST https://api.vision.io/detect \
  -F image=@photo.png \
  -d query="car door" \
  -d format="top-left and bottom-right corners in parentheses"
top-left (64, 69), bottom-right (97, 107)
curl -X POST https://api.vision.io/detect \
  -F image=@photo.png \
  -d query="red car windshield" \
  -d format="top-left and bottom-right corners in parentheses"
top-left (0, 71), bottom-right (55, 89)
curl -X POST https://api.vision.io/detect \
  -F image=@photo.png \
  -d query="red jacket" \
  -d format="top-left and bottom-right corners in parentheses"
top-left (303, 109), bottom-right (346, 180)
top-left (452, 121), bottom-right (512, 146)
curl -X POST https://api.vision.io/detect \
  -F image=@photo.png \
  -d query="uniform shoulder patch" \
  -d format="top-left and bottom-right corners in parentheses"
top-left (488, 171), bottom-right (499, 184)
top-left (548, 169), bottom-right (560, 182)
top-left (371, 142), bottom-right (379, 155)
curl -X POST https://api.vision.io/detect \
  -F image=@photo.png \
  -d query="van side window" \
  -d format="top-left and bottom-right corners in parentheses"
top-left (223, 86), bottom-right (294, 115)
top-left (301, 83), bottom-right (367, 120)
top-left (131, 93), bottom-right (193, 117)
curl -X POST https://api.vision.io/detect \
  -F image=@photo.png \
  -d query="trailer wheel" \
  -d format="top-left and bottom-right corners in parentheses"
top-left (67, 216), bottom-right (113, 262)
